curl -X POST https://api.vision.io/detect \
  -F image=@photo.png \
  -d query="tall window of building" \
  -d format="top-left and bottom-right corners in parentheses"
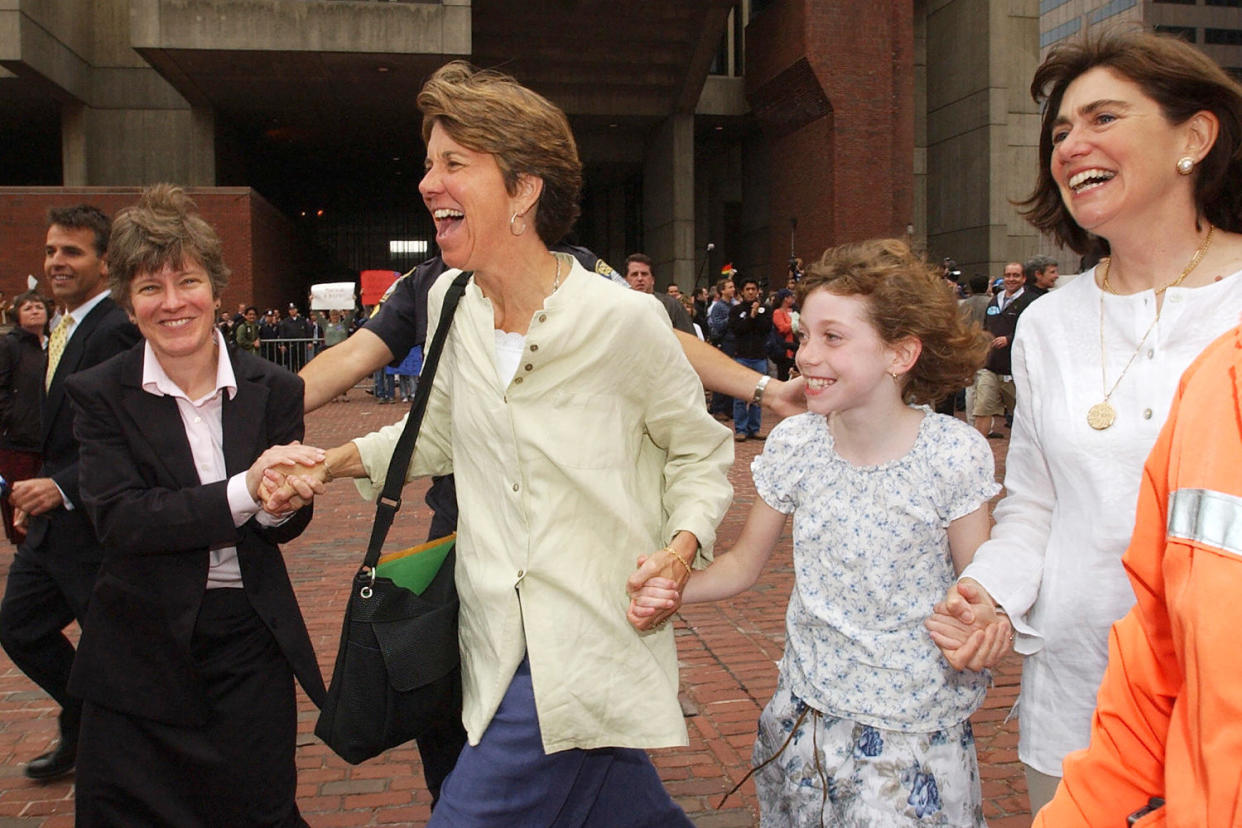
top-left (1088, 0), bottom-right (1138, 25)
top-left (710, 1), bottom-right (750, 77)
top-left (1206, 27), bottom-right (1242, 44)
top-left (1155, 25), bottom-right (1198, 41)
top-left (1041, 18), bottom-right (1083, 48)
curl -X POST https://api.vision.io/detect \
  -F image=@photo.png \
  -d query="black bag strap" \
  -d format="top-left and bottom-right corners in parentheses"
top-left (363, 270), bottom-right (472, 569)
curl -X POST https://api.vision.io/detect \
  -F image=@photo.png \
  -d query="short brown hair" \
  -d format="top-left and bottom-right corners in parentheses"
top-left (47, 205), bottom-right (110, 256)
top-left (625, 252), bottom-right (653, 270)
top-left (1020, 28), bottom-right (1242, 255)
top-left (108, 184), bottom-right (230, 312)
top-left (418, 61), bottom-right (582, 246)
top-left (796, 239), bottom-right (990, 405)
top-left (11, 290), bottom-right (50, 326)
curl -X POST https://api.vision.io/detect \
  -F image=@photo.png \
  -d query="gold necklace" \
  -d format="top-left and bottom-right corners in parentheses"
top-left (551, 253), bottom-right (564, 293)
top-left (1087, 226), bottom-right (1214, 430)
top-left (1100, 224), bottom-right (1214, 295)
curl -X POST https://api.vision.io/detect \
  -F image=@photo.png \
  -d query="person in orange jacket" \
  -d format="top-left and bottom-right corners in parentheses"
top-left (1034, 323), bottom-right (1242, 828)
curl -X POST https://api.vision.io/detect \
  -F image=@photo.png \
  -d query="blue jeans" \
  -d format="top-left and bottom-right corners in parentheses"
top-left (372, 370), bottom-right (394, 401)
top-left (732, 357), bottom-right (767, 435)
top-left (397, 375), bottom-right (417, 401)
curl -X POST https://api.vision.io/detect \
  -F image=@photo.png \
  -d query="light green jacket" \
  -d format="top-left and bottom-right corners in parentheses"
top-left (352, 255), bottom-right (733, 752)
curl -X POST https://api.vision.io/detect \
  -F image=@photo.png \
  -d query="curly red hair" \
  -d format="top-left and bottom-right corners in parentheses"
top-left (796, 239), bottom-right (990, 405)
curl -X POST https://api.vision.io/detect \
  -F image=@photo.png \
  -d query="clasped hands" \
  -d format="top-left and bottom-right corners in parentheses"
top-left (625, 534), bottom-right (698, 632)
top-left (244, 442), bottom-right (330, 517)
top-left (924, 577), bottom-right (1015, 671)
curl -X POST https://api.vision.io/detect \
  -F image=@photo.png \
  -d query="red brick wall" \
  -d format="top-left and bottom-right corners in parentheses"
top-left (0, 187), bottom-right (306, 312)
top-left (747, 0), bottom-right (914, 281)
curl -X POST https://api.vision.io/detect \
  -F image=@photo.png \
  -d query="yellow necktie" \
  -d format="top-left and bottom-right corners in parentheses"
top-left (45, 314), bottom-right (74, 390)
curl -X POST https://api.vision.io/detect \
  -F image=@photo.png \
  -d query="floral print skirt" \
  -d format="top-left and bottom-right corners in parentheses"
top-left (752, 676), bottom-right (986, 827)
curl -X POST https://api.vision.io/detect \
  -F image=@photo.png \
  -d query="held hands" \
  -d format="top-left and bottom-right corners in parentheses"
top-left (625, 536), bottom-right (697, 631)
top-left (246, 442), bottom-right (327, 516)
top-left (924, 577), bottom-right (1014, 672)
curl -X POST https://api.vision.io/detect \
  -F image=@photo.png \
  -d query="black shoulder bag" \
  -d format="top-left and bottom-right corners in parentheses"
top-left (314, 270), bottom-right (472, 764)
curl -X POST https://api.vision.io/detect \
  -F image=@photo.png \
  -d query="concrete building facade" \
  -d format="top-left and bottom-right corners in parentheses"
top-left (2, 0), bottom-right (1048, 304)
top-left (921, 0), bottom-right (1044, 283)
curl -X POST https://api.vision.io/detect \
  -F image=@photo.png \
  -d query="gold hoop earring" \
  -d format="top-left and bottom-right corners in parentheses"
top-left (890, 371), bottom-right (900, 381)
top-left (1176, 156), bottom-right (1195, 176)
top-left (509, 212), bottom-right (527, 236)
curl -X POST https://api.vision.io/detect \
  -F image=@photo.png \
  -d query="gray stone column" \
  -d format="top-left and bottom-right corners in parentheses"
top-left (643, 112), bottom-right (696, 289)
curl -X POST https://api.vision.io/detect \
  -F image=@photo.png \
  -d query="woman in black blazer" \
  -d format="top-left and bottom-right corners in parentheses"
top-left (65, 185), bottom-right (326, 827)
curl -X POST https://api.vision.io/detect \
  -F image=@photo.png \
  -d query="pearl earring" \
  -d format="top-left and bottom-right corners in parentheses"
top-left (1176, 156), bottom-right (1195, 175)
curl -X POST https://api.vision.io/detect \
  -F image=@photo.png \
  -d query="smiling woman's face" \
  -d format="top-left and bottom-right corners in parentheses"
top-left (419, 122), bottom-right (517, 274)
top-left (1050, 66), bottom-right (1195, 237)
top-left (130, 259), bottom-right (219, 365)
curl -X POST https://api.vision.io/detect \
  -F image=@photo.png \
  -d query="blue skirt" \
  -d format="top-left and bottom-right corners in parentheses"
top-left (429, 657), bottom-right (692, 827)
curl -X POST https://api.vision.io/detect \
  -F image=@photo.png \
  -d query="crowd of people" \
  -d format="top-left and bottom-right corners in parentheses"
top-left (0, 25), bottom-right (1240, 828)
top-left (211, 302), bottom-right (365, 371)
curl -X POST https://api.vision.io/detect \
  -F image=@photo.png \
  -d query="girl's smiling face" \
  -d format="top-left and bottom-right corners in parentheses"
top-left (795, 288), bottom-right (905, 417)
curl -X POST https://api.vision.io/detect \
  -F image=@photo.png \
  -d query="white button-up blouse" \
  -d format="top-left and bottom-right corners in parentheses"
top-left (961, 267), bottom-right (1242, 775)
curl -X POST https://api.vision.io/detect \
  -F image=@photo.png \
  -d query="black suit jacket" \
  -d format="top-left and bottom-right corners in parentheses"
top-left (64, 344), bottom-right (326, 727)
top-left (982, 289), bottom-right (1035, 376)
top-left (23, 296), bottom-right (140, 558)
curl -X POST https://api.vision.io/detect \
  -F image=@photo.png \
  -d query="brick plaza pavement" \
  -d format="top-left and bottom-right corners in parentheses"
top-left (0, 394), bottom-right (1029, 826)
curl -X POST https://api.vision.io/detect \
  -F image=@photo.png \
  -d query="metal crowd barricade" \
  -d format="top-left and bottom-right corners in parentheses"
top-left (259, 337), bottom-right (320, 373)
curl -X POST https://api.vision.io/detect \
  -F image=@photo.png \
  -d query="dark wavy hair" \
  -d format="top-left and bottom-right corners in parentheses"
top-left (796, 239), bottom-right (990, 406)
top-left (418, 61), bottom-right (582, 246)
top-left (1020, 27), bottom-right (1242, 256)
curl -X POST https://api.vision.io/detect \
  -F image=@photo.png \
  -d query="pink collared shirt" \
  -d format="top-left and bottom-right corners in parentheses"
top-left (140, 331), bottom-right (282, 588)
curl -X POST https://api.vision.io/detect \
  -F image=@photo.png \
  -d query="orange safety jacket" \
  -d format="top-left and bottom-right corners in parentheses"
top-left (1034, 324), bottom-right (1242, 828)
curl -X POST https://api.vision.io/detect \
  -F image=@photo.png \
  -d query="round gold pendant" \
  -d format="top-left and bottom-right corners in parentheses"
top-left (1087, 401), bottom-right (1116, 430)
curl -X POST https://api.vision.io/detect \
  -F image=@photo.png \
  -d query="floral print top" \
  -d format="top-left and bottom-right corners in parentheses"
top-left (751, 408), bottom-right (1000, 732)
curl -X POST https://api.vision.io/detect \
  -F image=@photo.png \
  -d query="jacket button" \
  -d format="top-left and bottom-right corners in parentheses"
top-left (530, 344), bottom-right (539, 352)
top-left (524, 364), bottom-right (533, 371)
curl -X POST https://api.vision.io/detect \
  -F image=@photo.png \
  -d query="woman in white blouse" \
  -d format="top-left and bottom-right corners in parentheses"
top-left (926, 29), bottom-right (1242, 814)
top-left (266, 62), bottom-right (733, 824)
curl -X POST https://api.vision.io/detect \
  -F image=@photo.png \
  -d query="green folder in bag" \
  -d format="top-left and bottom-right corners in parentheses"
top-left (374, 533), bottom-right (456, 596)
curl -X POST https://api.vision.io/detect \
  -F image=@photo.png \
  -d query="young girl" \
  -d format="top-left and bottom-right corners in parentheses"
top-left (630, 238), bottom-right (1007, 826)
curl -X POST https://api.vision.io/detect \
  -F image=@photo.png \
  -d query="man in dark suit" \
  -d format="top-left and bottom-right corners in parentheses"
top-left (973, 261), bottom-right (1034, 438)
top-left (0, 205), bottom-right (140, 780)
